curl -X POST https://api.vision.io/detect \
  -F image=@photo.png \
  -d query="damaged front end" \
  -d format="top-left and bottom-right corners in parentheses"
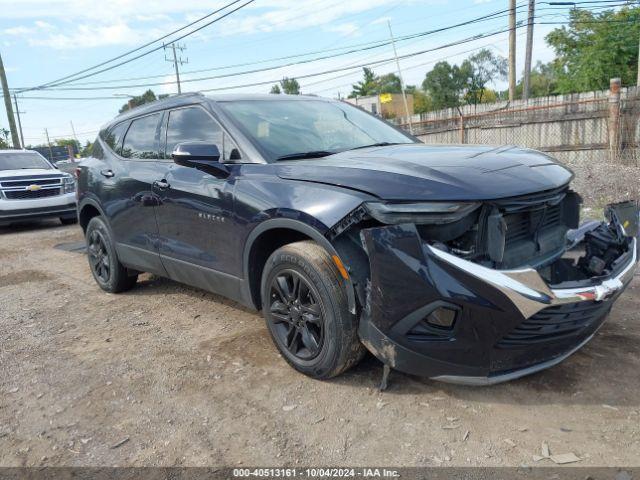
top-left (340, 190), bottom-right (638, 385)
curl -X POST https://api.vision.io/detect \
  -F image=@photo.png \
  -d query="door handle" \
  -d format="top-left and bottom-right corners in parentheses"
top-left (100, 169), bottom-right (114, 178)
top-left (153, 179), bottom-right (170, 190)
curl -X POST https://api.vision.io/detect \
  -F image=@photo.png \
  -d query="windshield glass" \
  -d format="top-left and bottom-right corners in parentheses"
top-left (219, 99), bottom-right (415, 161)
top-left (0, 151), bottom-right (51, 171)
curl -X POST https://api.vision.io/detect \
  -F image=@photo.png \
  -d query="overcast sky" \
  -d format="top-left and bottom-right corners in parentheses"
top-left (0, 0), bottom-right (569, 145)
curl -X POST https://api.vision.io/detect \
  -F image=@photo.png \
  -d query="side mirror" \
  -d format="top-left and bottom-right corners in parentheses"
top-left (171, 142), bottom-right (229, 178)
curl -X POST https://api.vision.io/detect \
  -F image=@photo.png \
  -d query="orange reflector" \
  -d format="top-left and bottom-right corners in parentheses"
top-left (332, 255), bottom-right (349, 280)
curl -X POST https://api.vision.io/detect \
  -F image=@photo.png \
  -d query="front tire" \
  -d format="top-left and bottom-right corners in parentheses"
top-left (85, 216), bottom-right (137, 293)
top-left (261, 241), bottom-right (365, 379)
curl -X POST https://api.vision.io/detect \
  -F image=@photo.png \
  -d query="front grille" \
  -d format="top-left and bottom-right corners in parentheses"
top-left (0, 178), bottom-right (62, 188)
top-left (4, 188), bottom-right (61, 200)
top-left (496, 300), bottom-right (612, 348)
top-left (504, 203), bottom-right (563, 246)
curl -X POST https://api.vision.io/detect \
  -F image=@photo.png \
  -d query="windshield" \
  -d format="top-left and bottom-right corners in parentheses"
top-left (0, 151), bottom-right (52, 171)
top-left (219, 99), bottom-right (415, 161)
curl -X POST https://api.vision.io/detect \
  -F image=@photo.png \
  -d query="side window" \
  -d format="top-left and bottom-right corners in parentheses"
top-left (102, 122), bottom-right (128, 155)
top-left (165, 107), bottom-right (223, 158)
top-left (121, 113), bottom-right (161, 159)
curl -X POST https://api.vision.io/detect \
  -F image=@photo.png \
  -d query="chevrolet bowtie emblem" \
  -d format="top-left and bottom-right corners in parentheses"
top-left (26, 184), bottom-right (42, 191)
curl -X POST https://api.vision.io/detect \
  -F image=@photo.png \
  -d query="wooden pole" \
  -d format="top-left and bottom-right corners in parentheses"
top-left (523, 0), bottom-right (535, 101)
top-left (0, 50), bottom-right (20, 148)
top-left (508, 0), bottom-right (517, 102)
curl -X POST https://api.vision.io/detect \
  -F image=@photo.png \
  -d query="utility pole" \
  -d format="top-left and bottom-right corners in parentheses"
top-left (164, 43), bottom-right (188, 94)
top-left (523, 0), bottom-right (535, 101)
top-left (13, 94), bottom-right (24, 148)
top-left (45, 128), bottom-right (53, 162)
top-left (508, 0), bottom-right (517, 102)
top-left (637, 34), bottom-right (640, 87)
top-left (387, 20), bottom-right (413, 134)
top-left (0, 50), bottom-right (20, 148)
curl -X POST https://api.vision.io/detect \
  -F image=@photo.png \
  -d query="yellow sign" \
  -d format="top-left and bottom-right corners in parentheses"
top-left (379, 93), bottom-right (393, 104)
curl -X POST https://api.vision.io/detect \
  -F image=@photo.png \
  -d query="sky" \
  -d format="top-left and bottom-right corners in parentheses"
top-left (0, 0), bottom-right (574, 145)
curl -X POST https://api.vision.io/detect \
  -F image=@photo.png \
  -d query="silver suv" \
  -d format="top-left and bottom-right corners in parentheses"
top-left (0, 149), bottom-right (77, 226)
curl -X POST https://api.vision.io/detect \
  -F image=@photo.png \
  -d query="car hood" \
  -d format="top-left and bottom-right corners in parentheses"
top-left (275, 144), bottom-right (573, 201)
top-left (0, 168), bottom-right (63, 179)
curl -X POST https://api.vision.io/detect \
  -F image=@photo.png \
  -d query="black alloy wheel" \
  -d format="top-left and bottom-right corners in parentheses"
top-left (88, 229), bottom-right (110, 283)
top-left (268, 269), bottom-right (324, 360)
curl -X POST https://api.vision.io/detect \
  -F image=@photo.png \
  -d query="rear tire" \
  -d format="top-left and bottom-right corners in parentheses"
top-left (85, 216), bottom-right (137, 293)
top-left (261, 240), bottom-right (365, 379)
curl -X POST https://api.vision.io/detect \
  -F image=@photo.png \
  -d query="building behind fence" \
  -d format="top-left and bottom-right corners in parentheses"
top-left (396, 79), bottom-right (640, 167)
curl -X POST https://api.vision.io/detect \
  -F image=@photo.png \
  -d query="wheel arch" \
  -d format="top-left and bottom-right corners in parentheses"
top-left (243, 218), bottom-right (357, 314)
top-left (78, 198), bottom-right (107, 233)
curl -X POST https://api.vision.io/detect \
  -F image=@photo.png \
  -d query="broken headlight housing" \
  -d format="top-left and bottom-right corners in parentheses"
top-left (364, 201), bottom-right (480, 225)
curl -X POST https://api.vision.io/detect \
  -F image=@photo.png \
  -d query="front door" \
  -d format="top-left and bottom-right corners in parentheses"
top-left (153, 105), bottom-right (240, 295)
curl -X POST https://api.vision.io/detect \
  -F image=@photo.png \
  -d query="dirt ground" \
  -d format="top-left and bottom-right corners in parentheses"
top-left (1, 220), bottom-right (639, 468)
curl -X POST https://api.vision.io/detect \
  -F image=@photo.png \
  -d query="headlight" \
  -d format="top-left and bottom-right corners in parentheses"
top-left (364, 201), bottom-right (480, 225)
top-left (62, 176), bottom-right (76, 193)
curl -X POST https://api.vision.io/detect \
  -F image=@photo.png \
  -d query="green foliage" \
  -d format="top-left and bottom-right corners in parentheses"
top-left (0, 127), bottom-right (9, 149)
top-left (515, 61), bottom-right (558, 98)
top-left (461, 49), bottom-right (507, 105)
top-left (270, 84), bottom-right (282, 94)
top-left (422, 61), bottom-right (467, 110)
top-left (349, 68), bottom-right (378, 97)
top-left (545, 6), bottom-right (640, 92)
top-left (412, 90), bottom-right (433, 114)
top-left (349, 68), bottom-right (403, 97)
top-left (280, 77), bottom-right (300, 95)
top-left (80, 141), bottom-right (94, 157)
top-left (119, 89), bottom-right (159, 113)
top-left (377, 73), bottom-right (402, 94)
top-left (54, 138), bottom-right (80, 152)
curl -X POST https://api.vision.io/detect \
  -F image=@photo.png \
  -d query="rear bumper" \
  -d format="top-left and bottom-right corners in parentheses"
top-left (0, 194), bottom-right (77, 223)
top-left (358, 222), bottom-right (638, 385)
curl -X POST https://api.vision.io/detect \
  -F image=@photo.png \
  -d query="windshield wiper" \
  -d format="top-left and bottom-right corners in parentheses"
top-left (276, 150), bottom-right (334, 161)
top-left (347, 142), bottom-right (405, 151)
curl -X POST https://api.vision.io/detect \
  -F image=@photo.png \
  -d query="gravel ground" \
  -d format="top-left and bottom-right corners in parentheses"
top-left (0, 220), bottom-right (639, 468)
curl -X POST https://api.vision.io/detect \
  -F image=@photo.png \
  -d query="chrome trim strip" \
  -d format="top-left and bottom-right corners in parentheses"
top-left (427, 238), bottom-right (638, 317)
top-left (432, 333), bottom-right (595, 386)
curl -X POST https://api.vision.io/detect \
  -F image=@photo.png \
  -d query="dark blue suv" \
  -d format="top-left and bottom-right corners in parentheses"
top-left (78, 93), bottom-right (638, 384)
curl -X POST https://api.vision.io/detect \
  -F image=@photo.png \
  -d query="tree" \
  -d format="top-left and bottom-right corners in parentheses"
top-left (280, 77), bottom-right (300, 95)
top-left (80, 141), bottom-right (94, 157)
top-left (377, 73), bottom-right (402, 94)
top-left (545, 6), bottom-right (640, 92)
top-left (270, 84), bottom-right (281, 94)
top-left (412, 90), bottom-right (433, 114)
top-left (55, 138), bottom-right (80, 153)
top-left (515, 61), bottom-right (558, 98)
top-left (422, 61), bottom-right (467, 110)
top-left (349, 67), bottom-right (378, 98)
top-left (461, 49), bottom-right (507, 105)
top-left (119, 89), bottom-right (159, 113)
top-left (0, 127), bottom-right (9, 149)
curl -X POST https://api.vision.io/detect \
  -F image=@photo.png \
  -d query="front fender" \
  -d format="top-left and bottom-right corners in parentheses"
top-left (241, 217), bottom-right (358, 314)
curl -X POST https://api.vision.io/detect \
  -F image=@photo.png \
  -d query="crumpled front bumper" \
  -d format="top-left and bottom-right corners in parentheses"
top-left (358, 222), bottom-right (638, 385)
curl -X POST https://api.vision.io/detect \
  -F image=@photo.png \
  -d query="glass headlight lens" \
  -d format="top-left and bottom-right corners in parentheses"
top-left (63, 176), bottom-right (76, 193)
top-left (364, 201), bottom-right (480, 225)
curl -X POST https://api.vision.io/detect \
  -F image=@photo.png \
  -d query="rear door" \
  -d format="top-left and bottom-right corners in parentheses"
top-left (105, 112), bottom-right (169, 274)
top-left (153, 105), bottom-right (240, 287)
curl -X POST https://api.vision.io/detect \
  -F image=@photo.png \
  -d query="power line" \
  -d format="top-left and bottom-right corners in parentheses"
top-left (15, 6), bottom-right (534, 93)
top-left (16, 0), bottom-right (256, 93)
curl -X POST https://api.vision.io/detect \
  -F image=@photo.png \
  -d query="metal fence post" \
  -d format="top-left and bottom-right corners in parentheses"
top-left (608, 78), bottom-right (622, 163)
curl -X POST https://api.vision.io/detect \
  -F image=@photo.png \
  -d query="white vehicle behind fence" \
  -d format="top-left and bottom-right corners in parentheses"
top-left (0, 149), bottom-right (77, 226)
